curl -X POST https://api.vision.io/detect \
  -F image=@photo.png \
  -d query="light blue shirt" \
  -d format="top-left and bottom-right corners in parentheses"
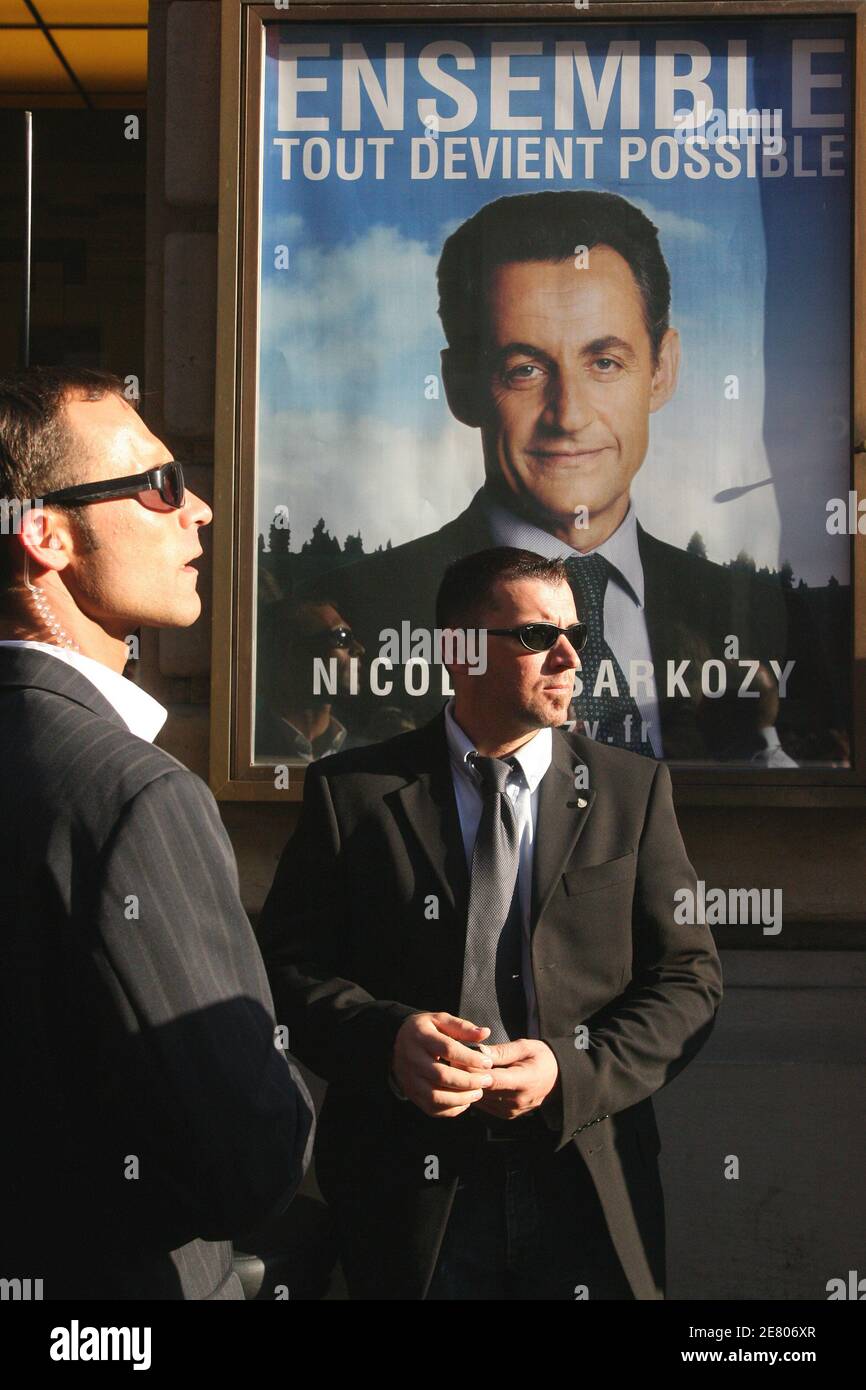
top-left (443, 697), bottom-right (552, 1038)
top-left (482, 492), bottom-right (663, 757)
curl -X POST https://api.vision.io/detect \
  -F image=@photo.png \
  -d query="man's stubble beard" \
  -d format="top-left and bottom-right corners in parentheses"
top-left (517, 686), bottom-right (573, 734)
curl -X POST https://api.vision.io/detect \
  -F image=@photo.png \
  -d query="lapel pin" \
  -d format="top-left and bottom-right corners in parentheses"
top-left (567, 797), bottom-right (588, 809)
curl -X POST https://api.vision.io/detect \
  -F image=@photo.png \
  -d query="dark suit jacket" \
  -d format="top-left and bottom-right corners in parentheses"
top-left (300, 487), bottom-right (829, 759)
top-left (259, 709), bottom-right (723, 1299)
top-left (0, 647), bottom-right (315, 1300)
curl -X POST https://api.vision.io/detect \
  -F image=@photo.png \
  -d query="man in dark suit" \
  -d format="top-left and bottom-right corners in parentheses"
top-left (261, 546), bottom-right (723, 1299)
top-left (0, 367), bottom-right (314, 1299)
top-left (255, 594), bottom-right (366, 762)
top-left (302, 190), bottom-right (833, 762)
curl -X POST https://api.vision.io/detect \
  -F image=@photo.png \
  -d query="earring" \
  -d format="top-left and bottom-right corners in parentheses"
top-left (23, 551), bottom-right (79, 653)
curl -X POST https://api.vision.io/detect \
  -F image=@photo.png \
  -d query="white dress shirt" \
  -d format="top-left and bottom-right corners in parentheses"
top-left (273, 712), bottom-right (347, 762)
top-left (482, 492), bottom-right (664, 757)
top-left (0, 640), bottom-right (167, 743)
top-left (444, 697), bottom-right (552, 1038)
top-left (751, 726), bottom-right (798, 769)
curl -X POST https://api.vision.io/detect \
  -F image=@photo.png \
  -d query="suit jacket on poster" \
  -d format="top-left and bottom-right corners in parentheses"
top-left (0, 647), bottom-right (315, 1300)
top-left (258, 709), bottom-right (723, 1300)
top-left (299, 487), bottom-right (831, 759)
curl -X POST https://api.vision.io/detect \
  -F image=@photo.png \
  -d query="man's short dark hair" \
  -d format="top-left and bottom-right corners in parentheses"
top-left (437, 190), bottom-right (671, 368)
top-left (0, 366), bottom-right (125, 584)
top-left (0, 366), bottom-right (126, 502)
top-left (435, 546), bottom-right (569, 631)
top-left (261, 593), bottom-right (342, 649)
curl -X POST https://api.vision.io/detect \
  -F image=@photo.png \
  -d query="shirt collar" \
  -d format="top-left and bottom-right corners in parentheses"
top-left (481, 488), bottom-right (645, 609)
top-left (277, 712), bottom-right (347, 761)
top-left (443, 697), bottom-right (552, 794)
top-left (0, 640), bottom-right (167, 742)
top-left (757, 726), bottom-right (781, 752)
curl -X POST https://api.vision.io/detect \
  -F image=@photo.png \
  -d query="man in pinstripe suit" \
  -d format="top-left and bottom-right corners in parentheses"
top-left (0, 367), bottom-right (314, 1300)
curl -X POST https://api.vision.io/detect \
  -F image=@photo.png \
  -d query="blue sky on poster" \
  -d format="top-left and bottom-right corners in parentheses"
top-left (255, 19), bottom-right (851, 586)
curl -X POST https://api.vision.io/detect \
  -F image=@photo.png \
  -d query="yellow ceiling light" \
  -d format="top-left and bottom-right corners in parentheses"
top-left (54, 28), bottom-right (147, 91)
top-left (0, 0), bottom-right (147, 108)
top-left (0, 28), bottom-right (70, 90)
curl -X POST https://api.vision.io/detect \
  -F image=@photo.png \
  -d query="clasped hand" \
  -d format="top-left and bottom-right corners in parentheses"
top-left (391, 1011), bottom-right (559, 1119)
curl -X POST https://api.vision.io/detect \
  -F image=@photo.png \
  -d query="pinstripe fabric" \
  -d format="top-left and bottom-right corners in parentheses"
top-left (0, 639), bottom-right (167, 741)
top-left (0, 647), bottom-right (314, 1301)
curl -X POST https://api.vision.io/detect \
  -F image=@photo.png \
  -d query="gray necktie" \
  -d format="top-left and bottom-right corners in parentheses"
top-left (458, 754), bottom-right (527, 1045)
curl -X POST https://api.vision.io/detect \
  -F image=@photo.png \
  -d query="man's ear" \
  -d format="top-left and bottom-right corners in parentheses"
top-left (437, 625), bottom-right (467, 680)
top-left (649, 326), bottom-right (681, 415)
top-left (441, 347), bottom-right (484, 429)
top-left (18, 507), bottom-right (72, 576)
top-left (439, 623), bottom-right (492, 681)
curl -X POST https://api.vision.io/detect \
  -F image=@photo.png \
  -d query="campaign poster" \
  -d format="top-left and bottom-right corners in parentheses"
top-left (250, 14), bottom-right (853, 772)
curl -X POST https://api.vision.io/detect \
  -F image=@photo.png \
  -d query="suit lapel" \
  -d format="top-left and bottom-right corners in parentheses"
top-left (394, 712), bottom-right (469, 917)
top-left (0, 645), bottom-right (126, 729)
top-left (531, 729), bottom-right (596, 930)
top-left (392, 716), bottom-right (599, 1023)
top-left (396, 716), bottom-right (598, 930)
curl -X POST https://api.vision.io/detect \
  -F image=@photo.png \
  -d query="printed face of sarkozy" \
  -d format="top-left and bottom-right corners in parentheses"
top-left (473, 247), bottom-right (680, 546)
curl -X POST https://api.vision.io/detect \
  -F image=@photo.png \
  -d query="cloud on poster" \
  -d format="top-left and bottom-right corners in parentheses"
top-left (258, 407), bottom-right (483, 554)
top-left (260, 220), bottom-right (443, 431)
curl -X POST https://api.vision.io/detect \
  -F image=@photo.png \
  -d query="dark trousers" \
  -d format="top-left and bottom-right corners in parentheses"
top-left (426, 1140), bottom-right (634, 1301)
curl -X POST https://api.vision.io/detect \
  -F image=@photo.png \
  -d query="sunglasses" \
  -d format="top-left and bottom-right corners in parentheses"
top-left (487, 621), bottom-right (588, 653)
top-left (302, 626), bottom-right (356, 650)
top-left (41, 461), bottom-right (186, 513)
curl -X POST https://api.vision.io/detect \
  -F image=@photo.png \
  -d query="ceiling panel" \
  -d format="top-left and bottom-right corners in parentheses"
top-left (51, 28), bottom-right (147, 90)
top-left (0, 30), bottom-right (70, 91)
top-left (38, 2), bottom-right (148, 22)
top-left (0, 0), bottom-right (148, 104)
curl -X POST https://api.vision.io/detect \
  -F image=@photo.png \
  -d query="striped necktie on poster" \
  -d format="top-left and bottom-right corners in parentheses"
top-left (458, 754), bottom-right (527, 1045)
top-left (565, 552), bottom-right (644, 751)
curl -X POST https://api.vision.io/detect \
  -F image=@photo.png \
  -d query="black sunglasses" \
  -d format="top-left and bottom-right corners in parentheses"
top-left (302, 626), bottom-right (356, 650)
top-left (487, 621), bottom-right (588, 653)
top-left (41, 461), bottom-right (186, 513)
